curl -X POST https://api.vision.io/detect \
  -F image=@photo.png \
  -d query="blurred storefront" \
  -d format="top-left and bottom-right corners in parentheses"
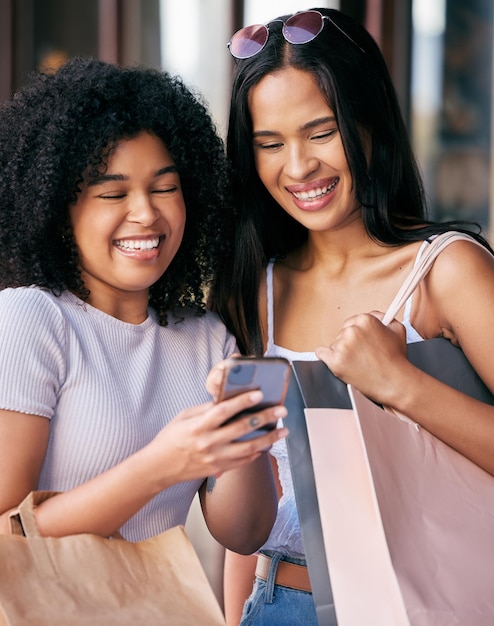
top-left (1, 0), bottom-right (491, 236)
top-left (411, 0), bottom-right (493, 237)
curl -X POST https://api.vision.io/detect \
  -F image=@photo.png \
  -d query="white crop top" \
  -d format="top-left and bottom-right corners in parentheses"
top-left (261, 242), bottom-right (427, 557)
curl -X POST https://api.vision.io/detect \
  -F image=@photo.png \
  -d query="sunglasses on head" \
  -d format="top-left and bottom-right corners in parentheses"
top-left (227, 10), bottom-right (365, 60)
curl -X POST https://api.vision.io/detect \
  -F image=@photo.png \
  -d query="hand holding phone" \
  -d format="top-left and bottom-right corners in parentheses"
top-left (217, 356), bottom-right (291, 441)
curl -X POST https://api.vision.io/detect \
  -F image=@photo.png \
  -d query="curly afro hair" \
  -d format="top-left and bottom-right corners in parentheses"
top-left (0, 57), bottom-right (233, 324)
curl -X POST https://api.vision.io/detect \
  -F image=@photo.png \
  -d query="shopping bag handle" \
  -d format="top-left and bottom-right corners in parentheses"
top-left (382, 231), bottom-right (486, 326)
top-left (9, 491), bottom-right (125, 539)
top-left (8, 491), bottom-right (59, 536)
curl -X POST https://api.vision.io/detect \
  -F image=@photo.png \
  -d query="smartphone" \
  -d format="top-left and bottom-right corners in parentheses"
top-left (218, 356), bottom-right (291, 440)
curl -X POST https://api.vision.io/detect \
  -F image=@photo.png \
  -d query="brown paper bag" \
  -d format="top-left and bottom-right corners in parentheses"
top-left (0, 491), bottom-right (226, 626)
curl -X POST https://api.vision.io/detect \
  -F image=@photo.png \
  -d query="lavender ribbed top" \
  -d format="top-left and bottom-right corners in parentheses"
top-left (0, 286), bottom-right (236, 541)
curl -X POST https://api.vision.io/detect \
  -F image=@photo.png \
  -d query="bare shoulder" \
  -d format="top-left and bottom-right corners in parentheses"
top-left (424, 237), bottom-right (494, 341)
top-left (428, 237), bottom-right (494, 289)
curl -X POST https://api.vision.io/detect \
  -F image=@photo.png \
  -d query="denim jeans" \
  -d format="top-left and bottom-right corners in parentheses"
top-left (239, 552), bottom-right (319, 626)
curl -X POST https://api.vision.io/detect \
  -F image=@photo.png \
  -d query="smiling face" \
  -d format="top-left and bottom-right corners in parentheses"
top-left (69, 131), bottom-right (186, 316)
top-left (249, 67), bottom-right (361, 234)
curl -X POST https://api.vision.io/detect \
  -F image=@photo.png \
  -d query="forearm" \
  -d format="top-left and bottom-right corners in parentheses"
top-left (317, 317), bottom-right (494, 476)
top-left (201, 451), bottom-right (278, 554)
top-left (383, 363), bottom-right (494, 475)
top-left (33, 443), bottom-right (174, 538)
top-left (224, 550), bottom-right (257, 626)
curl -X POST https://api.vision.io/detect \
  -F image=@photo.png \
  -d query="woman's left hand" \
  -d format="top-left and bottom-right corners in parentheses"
top-left (315, 311), bottom-right (408, 404)
top-left (205, 360), bottom-right (227, 401)
top-left (206, 353), bottom-right (244, 401)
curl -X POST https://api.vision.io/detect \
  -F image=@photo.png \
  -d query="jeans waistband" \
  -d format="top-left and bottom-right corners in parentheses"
top-left (255, 552), bottom-right (312, 594)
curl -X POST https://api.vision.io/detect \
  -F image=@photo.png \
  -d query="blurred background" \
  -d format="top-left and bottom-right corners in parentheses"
top-left (1, 0), bottom-right (493, 239)
top-left (1, 0), bottom-right (492, 608)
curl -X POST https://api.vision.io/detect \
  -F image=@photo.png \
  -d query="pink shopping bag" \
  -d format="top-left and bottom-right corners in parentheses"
top-left (285, 232), bottom-right (494, 625)
top-left (305, 386), bottom-right (494, 626)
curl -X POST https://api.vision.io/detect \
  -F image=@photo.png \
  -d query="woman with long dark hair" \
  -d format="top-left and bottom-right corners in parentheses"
top-left (211, 8), bottom-right (494, 625)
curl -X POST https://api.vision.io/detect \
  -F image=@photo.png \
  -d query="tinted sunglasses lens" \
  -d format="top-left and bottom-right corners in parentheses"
top-left (229, 24), bottom-right (269, 59)
top-left (283, 11), bottom-right (324, 44)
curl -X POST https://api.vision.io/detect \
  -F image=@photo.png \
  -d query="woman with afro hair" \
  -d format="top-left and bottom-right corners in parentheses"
top-left (0, 57), bottom-right (287, 554)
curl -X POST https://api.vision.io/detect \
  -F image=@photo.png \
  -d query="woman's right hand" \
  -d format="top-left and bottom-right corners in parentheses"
top-left (147, 390), bottom-right (288, 487)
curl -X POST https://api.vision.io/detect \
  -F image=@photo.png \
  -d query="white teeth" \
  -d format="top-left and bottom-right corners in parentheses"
top-left (115, 237), bottom-right (160, 251)
top-left (292, 179), bottom-right (338, 201)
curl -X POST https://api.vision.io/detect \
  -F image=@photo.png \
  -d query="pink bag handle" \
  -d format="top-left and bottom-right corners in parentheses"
top-left (382, 231), bottom-right (486, 327)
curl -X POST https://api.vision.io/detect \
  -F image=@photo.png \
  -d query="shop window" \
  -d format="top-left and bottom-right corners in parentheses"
top-left (412, 0), bottom-right (494, 237)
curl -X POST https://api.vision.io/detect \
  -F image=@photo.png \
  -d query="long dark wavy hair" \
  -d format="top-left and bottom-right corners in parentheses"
top-left (210, 7), bottom-right (491, 354)
top-left (0, 57), bottom-right (233, 324)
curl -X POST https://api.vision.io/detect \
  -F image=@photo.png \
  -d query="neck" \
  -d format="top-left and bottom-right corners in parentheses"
top-left (73, 288), bottom-right (150, 325)
top-left (290, 222), bottom-right (379, 271)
